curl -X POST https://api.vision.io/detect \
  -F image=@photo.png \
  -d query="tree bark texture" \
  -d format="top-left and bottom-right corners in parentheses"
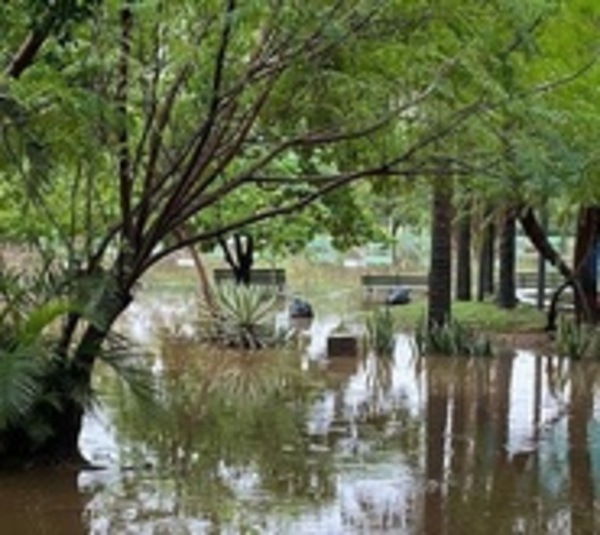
top-left (497, 206), bottom-right (517, 309)
top-left (573, 206), bottom-right (599, 323)
top-left (428, 177), bottom-right (453, 329)
top-left (455, 199), bottom-right (472, 301)
top-left (477, 208), bottom-right (495, 301)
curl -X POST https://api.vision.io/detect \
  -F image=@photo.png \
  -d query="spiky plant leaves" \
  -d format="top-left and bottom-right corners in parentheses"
top-left (199, 283), bottom-right (282, 349)
top-left (0, 345), bottom-right (48, 429)
top-left (215, 283), bottom-right (276, 326)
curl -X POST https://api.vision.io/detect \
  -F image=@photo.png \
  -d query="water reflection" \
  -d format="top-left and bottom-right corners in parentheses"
top-left (2, 304), bottom-right (600, 533)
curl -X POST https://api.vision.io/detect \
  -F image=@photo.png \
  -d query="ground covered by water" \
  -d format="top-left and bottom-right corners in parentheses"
top-left (0, 278), bottom-right (597, 534)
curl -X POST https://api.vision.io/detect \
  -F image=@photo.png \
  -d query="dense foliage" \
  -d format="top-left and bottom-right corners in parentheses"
top-left (1, 0), bottom-right (600, 460)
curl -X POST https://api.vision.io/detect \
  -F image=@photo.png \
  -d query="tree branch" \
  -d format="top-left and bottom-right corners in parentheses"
top-left (4, 11), bottom-right (57, 78)
top-left (116, 5), bottom-right (134, 249)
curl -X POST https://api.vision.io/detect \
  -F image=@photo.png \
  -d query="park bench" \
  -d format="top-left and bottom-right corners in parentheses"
top-left (213, 268), bottom-right (286, 294)
top-left (516, 271), bottom-right (562, 289)
top-left (361, 273), bottom-right (428, 301)
top-left (515, 270), bottom-right (576, 310)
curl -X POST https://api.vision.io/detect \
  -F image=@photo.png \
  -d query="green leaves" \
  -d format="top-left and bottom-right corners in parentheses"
top-left (0, 345), bottom-right (47, 430)
top-left (19, 299), bottom-right (72, 346)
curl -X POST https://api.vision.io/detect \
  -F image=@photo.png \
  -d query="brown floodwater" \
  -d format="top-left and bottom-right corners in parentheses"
top-left (1, 288), bottom-right (599, 534)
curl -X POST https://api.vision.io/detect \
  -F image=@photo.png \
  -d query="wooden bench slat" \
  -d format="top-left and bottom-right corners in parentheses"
top-left (361, 274), bottom-right (428, 287)
top-left (516, 271), bottom-right (562, 288)
top-left (213, 268), bottom-right (286, 288)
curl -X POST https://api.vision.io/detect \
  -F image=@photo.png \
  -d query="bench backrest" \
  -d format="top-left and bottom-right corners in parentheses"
top-left (361, 273), bottom-right (428, 287)
top-left (516, 271), bottom-right (562, 288)
top-left (213, 268), bottom-right (286, 287)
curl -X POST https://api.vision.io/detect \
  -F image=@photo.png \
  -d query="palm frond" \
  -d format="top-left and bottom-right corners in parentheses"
top-left (0, 345), bottom-right (48, 429)
top-left (18, 299), bottom-right (72, 346)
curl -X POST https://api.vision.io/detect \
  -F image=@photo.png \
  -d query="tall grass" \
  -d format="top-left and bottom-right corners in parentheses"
top-left (365, 307), bottom-right (396, 357)
top-left (556, 316), bottom-right (600, 360)
top-left (414, 316), bottom-right (494, 357)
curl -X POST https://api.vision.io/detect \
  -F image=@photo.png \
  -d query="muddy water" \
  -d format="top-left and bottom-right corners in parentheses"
top-left (1, 290), bottom-right (599, 534)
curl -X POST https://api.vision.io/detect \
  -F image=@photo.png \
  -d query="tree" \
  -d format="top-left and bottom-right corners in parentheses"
top-left (419, 0), bottom-right (600, 326)
top-left (0, 1), bottom-right (483, 460)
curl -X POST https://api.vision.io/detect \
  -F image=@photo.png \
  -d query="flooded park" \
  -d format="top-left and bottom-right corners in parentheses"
top-left (0, 261), bottom-right (598, 535)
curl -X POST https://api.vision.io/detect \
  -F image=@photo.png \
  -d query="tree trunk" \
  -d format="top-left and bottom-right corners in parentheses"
top-left (536, 208), bottom-right (548, 310)
top-left (219, 233), bottom-right (254, 285)
top-left (573, 206), bottom-right (598, 323)
top-left (497, 206), bottom-right (517, 309)
top-left (455, 198), bottom-right (472, 301)
top-left (428, 177), bottom-right (453, 329)
top-left (519, 206), bottom-right (572, 278)
top-left (175, 226), bottom-right (214, 309)
top-left (518, 206), bottom-right (579, 330)
top-left (477, 207), bottom-right (495, 301)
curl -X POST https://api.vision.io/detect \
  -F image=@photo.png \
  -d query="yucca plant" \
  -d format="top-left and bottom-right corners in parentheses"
top-left (365, 307), bottom-right (396, 358)
top-left (413, 315), bottom-right (493, 357)
top-left (198, 283), bottom-right (285, 350)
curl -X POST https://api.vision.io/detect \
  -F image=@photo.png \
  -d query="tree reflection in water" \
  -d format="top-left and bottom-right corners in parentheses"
top-left (89, 339), bottom-right (338, 532)
top-left (417, 352), bottom-right (600, 535)
top-left (17, 332), bottom-right (597, 534)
